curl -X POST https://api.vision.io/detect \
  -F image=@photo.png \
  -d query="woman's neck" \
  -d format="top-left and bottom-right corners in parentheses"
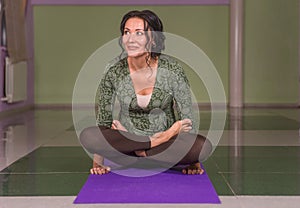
top-left (127, 54), bottom-right (157, 72)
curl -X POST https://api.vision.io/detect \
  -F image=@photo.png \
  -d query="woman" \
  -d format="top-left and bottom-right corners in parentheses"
top-left (80, 10), bottom-right (212, 175)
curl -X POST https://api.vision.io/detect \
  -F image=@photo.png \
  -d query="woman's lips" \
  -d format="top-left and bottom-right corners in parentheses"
top-left (127, 45), bottom-right (139, 50)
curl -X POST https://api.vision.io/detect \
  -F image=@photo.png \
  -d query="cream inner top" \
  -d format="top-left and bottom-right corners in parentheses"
top-left (136, 93), bottom-right (152, 108)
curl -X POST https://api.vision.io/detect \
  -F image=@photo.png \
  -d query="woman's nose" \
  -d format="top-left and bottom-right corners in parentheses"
top-left (128, 34), bottom-right (136, 42)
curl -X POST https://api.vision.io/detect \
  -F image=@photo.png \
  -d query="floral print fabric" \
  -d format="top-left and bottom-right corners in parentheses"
top-left (96, 55), bottom-right (195, 136)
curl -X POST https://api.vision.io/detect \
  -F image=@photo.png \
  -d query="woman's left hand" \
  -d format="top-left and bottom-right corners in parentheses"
top-left (179, 119), bottom-right (193, 133)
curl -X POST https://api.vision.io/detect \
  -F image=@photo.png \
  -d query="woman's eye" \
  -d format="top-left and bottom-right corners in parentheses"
top-left (124, 31), bottom-right (130, 35)
top-left (136, 31), bottom-right (144, 36)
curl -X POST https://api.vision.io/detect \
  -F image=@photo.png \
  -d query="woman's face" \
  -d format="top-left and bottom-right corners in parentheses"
top-left (122, 17), bottom-right (149, 58)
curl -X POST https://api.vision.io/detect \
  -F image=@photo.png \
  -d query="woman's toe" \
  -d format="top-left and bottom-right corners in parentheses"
top-left (98, 168), bottom-right (104, 175)
top-left (94, 168), bottom-right (99, 174)
top-left (91, 168), bottom-right (96, 174)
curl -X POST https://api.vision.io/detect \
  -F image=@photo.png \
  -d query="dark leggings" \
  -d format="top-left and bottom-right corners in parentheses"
top-left (80, 126), bottom-right (212, 167)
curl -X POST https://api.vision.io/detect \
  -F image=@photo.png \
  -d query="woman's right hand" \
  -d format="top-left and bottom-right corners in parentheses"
top-left (111, 120), bottom-right (127, 131)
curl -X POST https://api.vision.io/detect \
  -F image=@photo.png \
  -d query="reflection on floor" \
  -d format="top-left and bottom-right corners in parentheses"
top-left (0, 108), bottom-right (300, 208)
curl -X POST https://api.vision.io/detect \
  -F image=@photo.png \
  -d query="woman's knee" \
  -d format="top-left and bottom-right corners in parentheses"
top-left (79, 126), bottom-right (101, 149)
top-left (199, 137), bottom-right (213, 162)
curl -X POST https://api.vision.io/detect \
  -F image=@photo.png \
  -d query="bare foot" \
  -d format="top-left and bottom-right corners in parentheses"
top-left (90, 154), bottom-right (111, 175)
top-left (182, 162), bottom-right (204, 175)
top-left (135, 150), bottom-right (147, 157)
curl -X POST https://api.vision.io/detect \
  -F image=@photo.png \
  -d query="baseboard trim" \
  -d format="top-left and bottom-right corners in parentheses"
top-left (0, 105), bottom-right (34, 118)
top-left (34, 103), bottom-right (96, 110)
top-left (33, 103), bottom-right (300, 110)
top-left (243, 103), bottom-right (299, 108)
top-left (34, 104), bottom-right (72, 109)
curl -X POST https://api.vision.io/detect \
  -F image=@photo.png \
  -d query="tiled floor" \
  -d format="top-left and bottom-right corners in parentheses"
top-left (0, 108), bottom-right (300, 207)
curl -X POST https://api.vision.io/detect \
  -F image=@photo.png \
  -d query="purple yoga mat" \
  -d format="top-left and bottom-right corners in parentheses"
top-left (74, 167), bottom-right (221, 204)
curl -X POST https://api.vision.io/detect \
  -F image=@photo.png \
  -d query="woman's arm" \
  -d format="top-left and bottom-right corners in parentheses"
top-left (170, 61), bottom-right (196, 132)
top-left (96, 68), bottom-right (116, 128)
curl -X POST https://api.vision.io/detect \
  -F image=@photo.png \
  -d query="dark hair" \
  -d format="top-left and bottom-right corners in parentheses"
top-left (119, 10), bottom-right (165, 61)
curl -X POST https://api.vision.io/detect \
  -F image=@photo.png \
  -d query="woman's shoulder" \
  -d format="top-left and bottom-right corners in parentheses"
top-left (159, 54), bottom-right (177, 64)
top-left (159, 54), bottom-right (185, 74)
top-left (106, 57), bottom-right (127, 71)
top-left (103, 57), bottom-right (128, 78)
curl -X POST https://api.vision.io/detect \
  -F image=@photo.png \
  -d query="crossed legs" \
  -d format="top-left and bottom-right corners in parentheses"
top-left (80, 120), bottom-right (212, 175)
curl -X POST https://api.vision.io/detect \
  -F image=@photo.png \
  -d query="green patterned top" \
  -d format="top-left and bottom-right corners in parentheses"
top-left (96, 55), bottom-right (195, 136)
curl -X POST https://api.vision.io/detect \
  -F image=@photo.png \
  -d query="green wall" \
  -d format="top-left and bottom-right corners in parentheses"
top-left (244, 0), bottom-right (299, 104)
top-left (33, 0), bottom-right (298, 105)
top-left (34, 5), bottom-right (229, 104)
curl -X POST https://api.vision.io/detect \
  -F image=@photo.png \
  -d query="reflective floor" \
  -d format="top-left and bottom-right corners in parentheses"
top-left (0, 108), bottom-right (300, 208)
